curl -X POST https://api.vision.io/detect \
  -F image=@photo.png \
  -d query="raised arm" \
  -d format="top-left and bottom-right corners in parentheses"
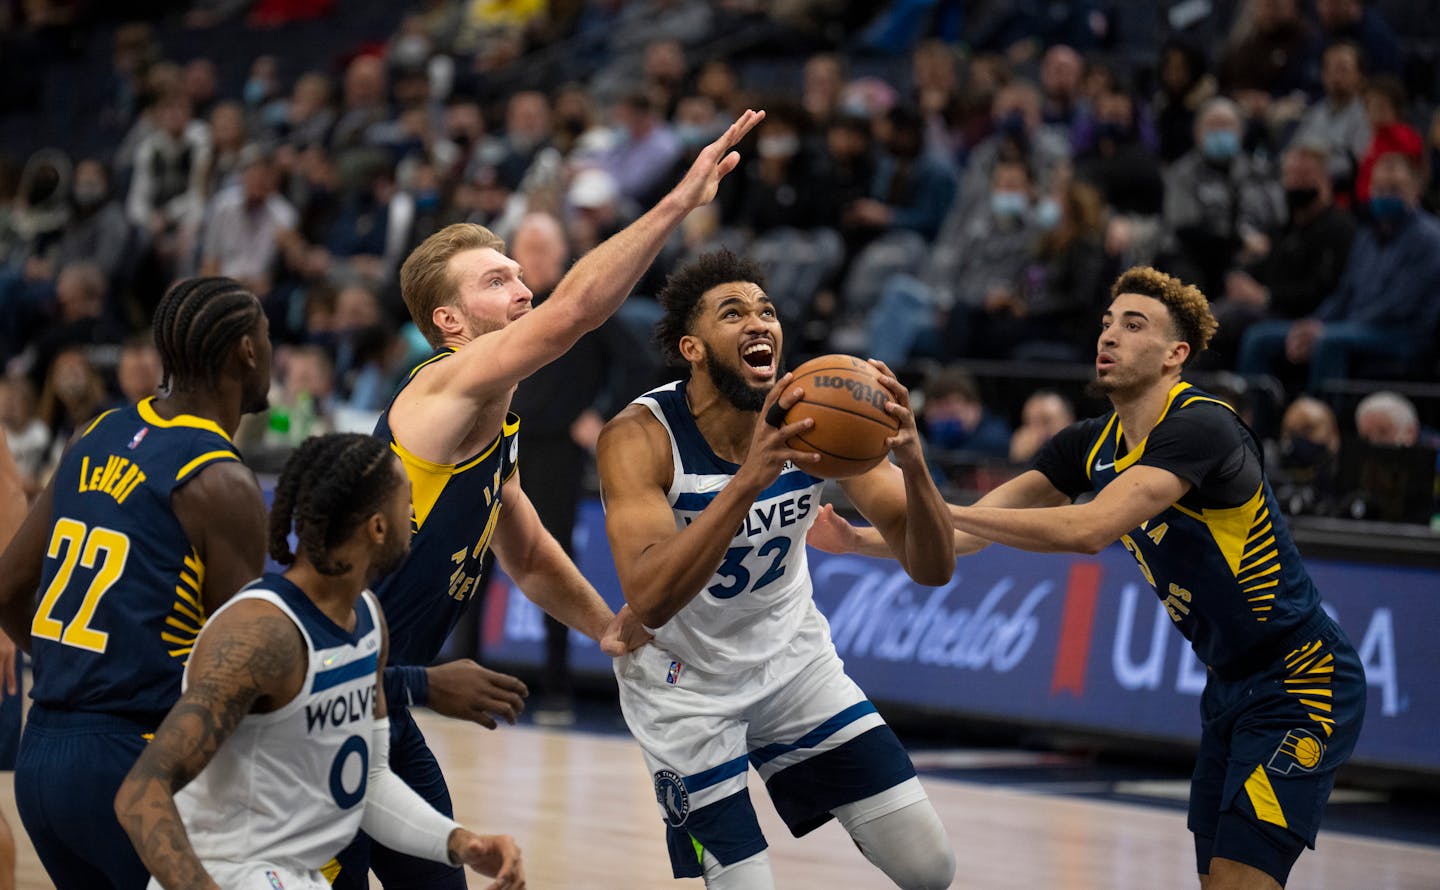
top-left (596, 378), bottom-right (818, 629)
top-left (172, 460), bottom-right (269, 614)
top-left (115, 600), bottom-right (307, 890)
top-left (440, 110), bottom-right (764, 396)
top-left (834, 361), bottom-right (953, 585)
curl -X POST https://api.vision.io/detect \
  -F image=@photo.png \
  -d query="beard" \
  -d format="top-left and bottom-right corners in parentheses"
top-left (705, 349), bottom-right (769, 412)
top-left (372, 523), bottom-right (411, 582)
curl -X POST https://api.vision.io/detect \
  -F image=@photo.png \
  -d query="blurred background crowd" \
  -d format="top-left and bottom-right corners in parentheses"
top-left (1, 0), bottom-right (1438, 530)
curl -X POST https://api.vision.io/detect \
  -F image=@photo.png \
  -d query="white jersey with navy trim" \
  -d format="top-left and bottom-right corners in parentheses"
top-left (173, 574), bottom-right (382, 872)
top-left (622, 380), bottom-right (827, 674)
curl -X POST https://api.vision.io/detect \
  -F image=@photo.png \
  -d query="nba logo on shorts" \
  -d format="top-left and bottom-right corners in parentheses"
top-left (1268, 728), bottom-right (1326, 775)
top-left (653, 770), bottom-right (690, 827)
top-left (127, 426), bottom-right (149, 450)
top-left (264, 870), bottom-right (286, 889)
top-left (666, 660), bottom-right (683, 685)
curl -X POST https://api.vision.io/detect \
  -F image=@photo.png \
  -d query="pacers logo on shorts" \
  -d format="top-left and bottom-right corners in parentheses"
top-left (1268, 728), bottom-right (1326, 775)
top-left (653, 769), bottom-right (690, 827)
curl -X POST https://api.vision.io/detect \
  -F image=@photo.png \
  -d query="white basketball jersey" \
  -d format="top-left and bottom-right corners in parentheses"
top-left (175, 574), bottom-right (382, 871)
top-left (622, 381), bottom-right (827, 674)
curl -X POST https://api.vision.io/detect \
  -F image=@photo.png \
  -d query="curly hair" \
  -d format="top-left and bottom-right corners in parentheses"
top-left (269, 433), bottom-right (403, 576)
top-left (654, 250), bottom-right (768, 367)
top-left (1110, 266), bottom-right (1218, 363)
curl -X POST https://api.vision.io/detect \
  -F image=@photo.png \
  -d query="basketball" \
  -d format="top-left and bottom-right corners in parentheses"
top-left (781, 354), bottom-right (898, 479)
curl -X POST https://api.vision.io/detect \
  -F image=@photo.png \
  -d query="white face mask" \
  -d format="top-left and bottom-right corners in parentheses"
top-left (757, 133), bottom-right (800, 159)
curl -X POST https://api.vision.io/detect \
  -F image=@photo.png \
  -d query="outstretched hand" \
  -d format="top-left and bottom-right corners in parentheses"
top-left (600, 603), bottom-right (653, 656)
top-left (670, 108), bottom-right (765, 211)
top-left (806, 503), bottom-right (863, 555)
top-left (448, 829), bottom-right (525, 890)
top-left (426, 659), bottom-right (529, 730)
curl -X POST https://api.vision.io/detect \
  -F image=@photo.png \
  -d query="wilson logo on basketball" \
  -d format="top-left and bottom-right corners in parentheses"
top-left (810, 375), bottom-right (887, 410)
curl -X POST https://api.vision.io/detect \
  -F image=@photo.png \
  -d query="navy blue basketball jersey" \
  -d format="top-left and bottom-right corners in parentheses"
top-left (1033, 382), bottom-right (1320, 671)
top-left (372, 349), bottom-right (519, 667)
top-left (30, 398), bottom-right (241, 722)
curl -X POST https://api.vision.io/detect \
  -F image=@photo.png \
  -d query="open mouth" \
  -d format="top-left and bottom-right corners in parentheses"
top-left (1096, 353), bottom-right (1116, 371)
top-left (741, 341), bottom-right (776, 377)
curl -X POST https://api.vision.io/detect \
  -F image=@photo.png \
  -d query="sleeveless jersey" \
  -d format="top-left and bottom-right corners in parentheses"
top-left (176, 574), bottom-right (382, 869)
top-left (624, 381), bottom-right (827, 674)
top-left (372, 349), bottom-right (519, 667)
top-left (30, 398), bottom-right (241, 722)
top-left (1037, 382), bottom-right (1319, 670)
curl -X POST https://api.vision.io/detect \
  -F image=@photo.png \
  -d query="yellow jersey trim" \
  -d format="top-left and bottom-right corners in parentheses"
top-left (1084, 414), bottom-right (1118, 481)
top-left (1113, 382), bottom-right (1193, 472)
top-left (406, 348), bottom-right (456, 380)
top-left (137, 398), bottom-right (234, 443)
top-left (81, 409), bottom-right (119, 438)
top-left (175, 450), bottom-right (240, 482)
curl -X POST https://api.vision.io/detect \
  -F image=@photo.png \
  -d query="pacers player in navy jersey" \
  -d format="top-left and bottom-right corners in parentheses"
top-left (117, 434), bottom-right (522, 890)
top-left (339, 111), bottom-right (768, 890)
top-left (0, 277), bottom-right (272, 890)
top-left (598, 252), bottom-right (957, 889)
top-left (813, 267), bottom-right (1367, 889)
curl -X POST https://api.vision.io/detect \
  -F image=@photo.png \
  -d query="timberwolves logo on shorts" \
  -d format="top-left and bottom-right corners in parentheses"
top-left (653, 769), bottom-right (690, 827)
top-left (1268, 728), bottom-right (1326, 775)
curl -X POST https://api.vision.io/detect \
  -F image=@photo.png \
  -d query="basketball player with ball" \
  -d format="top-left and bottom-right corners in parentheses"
top-left (596, 250), bottom-right (957, 890)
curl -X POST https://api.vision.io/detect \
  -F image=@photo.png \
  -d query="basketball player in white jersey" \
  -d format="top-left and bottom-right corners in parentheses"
top-left (596, 251), bottom-right (957, 890)
top-left (114, 434), bottom-right (523, 890)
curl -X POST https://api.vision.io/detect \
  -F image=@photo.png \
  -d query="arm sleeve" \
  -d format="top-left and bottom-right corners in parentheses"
top-left (362, 717), bottom-right (459, 864)
top-left (1028, 420), bottom-right (1100, 500)
top-left (1136, 403), bottom-right (1244, 489)
top-left (381, 665), bottom-right (429, 710)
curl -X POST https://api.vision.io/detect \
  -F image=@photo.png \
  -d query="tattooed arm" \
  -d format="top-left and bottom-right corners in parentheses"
top-left (115, 600), bottom-right (306, 890)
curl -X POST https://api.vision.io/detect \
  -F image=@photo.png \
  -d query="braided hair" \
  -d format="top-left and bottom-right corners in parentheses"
top-left (152, 277), bottom-right (263, 392)
top-left (269, 433), bottom-right (404, 576)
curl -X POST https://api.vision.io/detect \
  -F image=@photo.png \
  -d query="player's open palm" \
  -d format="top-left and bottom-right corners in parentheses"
top-left (806, 503), bottom-right (862, 555)
top-left (739, 372), bottom-right (819, 492)
top-left (449, 829), bottom-right (524, 889)
top-left (867, 359), bottom-right (924, 471)
top-left (671, 108), bottom-right (765, 210)
top-left (426, 659), bottom-right (529, 729)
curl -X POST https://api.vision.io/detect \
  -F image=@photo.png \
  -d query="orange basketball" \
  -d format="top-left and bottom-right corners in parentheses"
top-left (782, 354), bottom-right (898, 479)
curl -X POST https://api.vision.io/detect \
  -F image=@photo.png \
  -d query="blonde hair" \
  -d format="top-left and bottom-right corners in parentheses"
top-left (1110, 266), bottom-right (1218, 362)
top-left (399, 223), bottom-right (507, 346)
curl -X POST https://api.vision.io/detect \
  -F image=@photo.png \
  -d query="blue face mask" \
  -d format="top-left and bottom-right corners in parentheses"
top-left (1201, 129), bottom-right (1239, 162)
top-left (991, 190), bottom-right (1028, 219)
top-left (927, 417), bottom-right (968, 449)
top-left (243, 78), bottom-right (268, 106)
top-left (674, 123), bottom-right (710, 149)
top-left (1034, 197), bottom-right (1061, 231)
top-left (1369, 194), bottom-right (1410, 224)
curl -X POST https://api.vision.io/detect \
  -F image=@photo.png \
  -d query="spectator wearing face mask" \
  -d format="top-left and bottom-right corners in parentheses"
top-left (920, 366), bottom-right (1012, 465)
top-left (864, 158), bottom-right (1041, 366)
top-left (1008, 179), bottom-right (1108, 360)
top-left (1160, 97), bottom-right (1284, 302)
top-left (843, 103), bottom-right (957, 243)
top-left (1269, 395), bottom-right (1342, 516)
top-left (56, 159), bottom-right (134, 292)
top-left (954, 81), bottom-right (1072, 223)
top-left (1238, 152), bottom-right (1440, 391)
top-left (1207, 144), bottom-right (1356, 368)
top-left (600, 92), bottom-right (682, 206)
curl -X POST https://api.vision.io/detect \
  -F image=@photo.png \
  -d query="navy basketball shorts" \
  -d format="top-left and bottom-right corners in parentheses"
top-left (330, 706), bottom-right (465, 890)
top-left (1188, 614), bottom-right (1366, 886)
top-left (14, 706), bottom-right (154, 890)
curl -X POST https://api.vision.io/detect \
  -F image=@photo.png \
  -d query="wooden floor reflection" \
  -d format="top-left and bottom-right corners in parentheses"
top-left (5, 709), bottom-right (1437, 889)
